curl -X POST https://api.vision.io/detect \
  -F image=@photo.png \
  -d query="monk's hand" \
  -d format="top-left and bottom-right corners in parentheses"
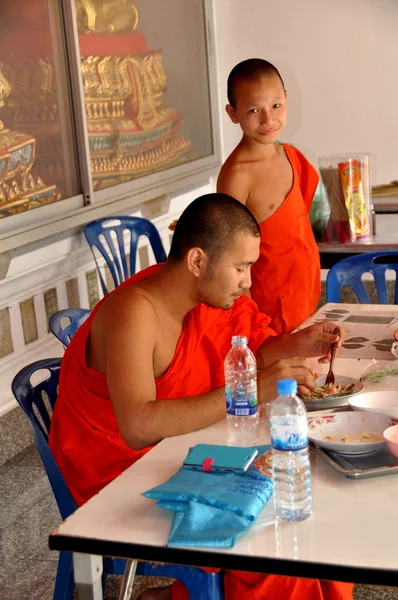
top-left (257, 358), bottom-right (316, 405)
top-left (290, 321), bottom-right (345, 364)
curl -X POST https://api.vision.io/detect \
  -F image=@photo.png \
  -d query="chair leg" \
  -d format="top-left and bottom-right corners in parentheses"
top-left (53, 551), bottom-right (74, 600)
top-left (118, 560), bottom-right (138, 600)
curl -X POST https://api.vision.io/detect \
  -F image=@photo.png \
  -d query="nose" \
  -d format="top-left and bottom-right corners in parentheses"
top-left (259, 110), bottom-right (272, 125)
top-left (240, 270), bottom-right (252, 290)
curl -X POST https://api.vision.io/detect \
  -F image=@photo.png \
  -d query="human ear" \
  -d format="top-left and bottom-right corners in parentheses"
top-left (225, 104), bottom-right (239, 124)
top-left (186, 247), bottom-right (206, 277)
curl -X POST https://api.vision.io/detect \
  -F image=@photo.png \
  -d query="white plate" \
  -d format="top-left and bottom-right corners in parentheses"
top-left (302, 374), bottom-right (364, 411)
top-left (308, 411), bottom-right (393, 454)
top-left (349, 390), bottom-right (398, 419)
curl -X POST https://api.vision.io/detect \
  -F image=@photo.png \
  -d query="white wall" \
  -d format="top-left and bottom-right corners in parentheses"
top-left (214, 0), bottom-right (398, 185)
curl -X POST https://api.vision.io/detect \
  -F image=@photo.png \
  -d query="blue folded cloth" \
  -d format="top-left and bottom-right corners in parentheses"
top-left (142, 444), bottom-right (273, 547)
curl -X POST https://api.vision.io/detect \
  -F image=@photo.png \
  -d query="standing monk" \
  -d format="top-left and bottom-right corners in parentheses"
top-left (218, 58), bottom-right (321, 334)
top-left (49, 194), bottom-right (351, 600)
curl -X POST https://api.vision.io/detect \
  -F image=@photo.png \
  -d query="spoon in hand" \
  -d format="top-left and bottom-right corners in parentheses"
top-left (324, 328), bottom-right (340, 386)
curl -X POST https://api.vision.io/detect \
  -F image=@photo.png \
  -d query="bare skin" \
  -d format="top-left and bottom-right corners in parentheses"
top-left (86, 231), bottom-right (343, 452)
top-left (217, 75), bottom-right (292, 223)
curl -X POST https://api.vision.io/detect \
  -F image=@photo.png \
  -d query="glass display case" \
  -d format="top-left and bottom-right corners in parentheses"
top-left (0, 0), bottom-right (220, 250)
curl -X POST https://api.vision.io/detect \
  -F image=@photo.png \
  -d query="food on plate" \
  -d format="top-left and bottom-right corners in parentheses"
top-left (324, 431), bottom-right (383, 443)
top-left (302, 382), bottom-right (355, 399)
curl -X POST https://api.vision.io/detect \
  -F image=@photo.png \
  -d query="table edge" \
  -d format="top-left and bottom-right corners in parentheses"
top-left (49, 533), bottom-right (398, 587)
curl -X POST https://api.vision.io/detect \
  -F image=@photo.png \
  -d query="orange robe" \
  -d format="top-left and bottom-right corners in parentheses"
top-left (250, 144), bottom-right (321, 334)
top-left (49, 263), bottom-right (352, 600)
top-left (172, 574), bottom-right (352, 600)
top-left (49, 263), bottom-right (276, 506)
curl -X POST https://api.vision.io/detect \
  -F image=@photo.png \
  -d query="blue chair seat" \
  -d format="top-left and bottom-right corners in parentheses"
top-left (84, 216), bottom-right (167, 295)
top-left (11, 359), bottom-right (223, 600)
top-left (326, 251), bottom-right (398, 304)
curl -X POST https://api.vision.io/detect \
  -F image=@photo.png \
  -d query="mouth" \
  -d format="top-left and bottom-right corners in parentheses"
top-left (257, 128), bottom-right (279, 136)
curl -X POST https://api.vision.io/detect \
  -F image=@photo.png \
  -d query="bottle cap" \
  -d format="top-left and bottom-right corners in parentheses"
top-left (277, 378), bottom-right (298, 395)
top-left (232, 335), bottom-right (248, 345)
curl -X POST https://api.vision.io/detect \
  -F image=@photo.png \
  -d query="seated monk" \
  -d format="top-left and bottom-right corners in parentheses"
top-left (49, 193), bottom-right (353, 600)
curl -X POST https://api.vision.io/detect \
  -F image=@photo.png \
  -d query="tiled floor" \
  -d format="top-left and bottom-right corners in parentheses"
top-left (0, 444), bottom-right (397, 600)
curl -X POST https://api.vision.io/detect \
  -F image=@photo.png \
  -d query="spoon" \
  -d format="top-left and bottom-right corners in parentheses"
top-left (324, 328), bottom-right (340, 386)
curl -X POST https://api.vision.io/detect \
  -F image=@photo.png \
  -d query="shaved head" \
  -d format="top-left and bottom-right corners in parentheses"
top-left (227, 58), bottom-right (285, 108)
top-left (168, 193), bottom-right (260, 263)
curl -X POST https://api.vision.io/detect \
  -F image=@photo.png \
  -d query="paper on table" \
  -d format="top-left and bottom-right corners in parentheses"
top-left (302, 305), bottom-right (398, 360)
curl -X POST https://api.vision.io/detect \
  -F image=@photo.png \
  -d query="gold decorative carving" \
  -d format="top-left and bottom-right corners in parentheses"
top-left (0, 67), bottom-right (11, 134)
top-left (0, 69), bottom-right (11, 109)
top-left (76, 0), bottom-right (139, 34)
top-left (78, 49), bottom-right (191, 189)
top-left (0, 64), bottom-right (61, 217)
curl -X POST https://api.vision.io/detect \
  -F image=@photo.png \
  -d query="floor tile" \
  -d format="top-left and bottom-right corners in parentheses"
top-left (0, 492), bottom-right (59, 561)
top-left (1, 558), bottom-right (57, 600)
top-left (0, 407), bottom-right (33, 467)
top-left (0, 461), bottom-right (50, 529)
top-left (355, 586), bottom-right (398, 600)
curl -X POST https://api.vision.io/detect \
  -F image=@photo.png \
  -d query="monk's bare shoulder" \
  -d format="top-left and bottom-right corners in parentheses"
top-left (87, 283), bottom-right (158, 372)
top-left (92, 284), bottom-right (159, 344)
top-left (217, 147), bottom-right (252, 204)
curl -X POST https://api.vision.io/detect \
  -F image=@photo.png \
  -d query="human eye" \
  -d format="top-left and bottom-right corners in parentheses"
top-left (248, 108), bottom-right (259, 114)
top-left (236, 267), bottom-right (245, 273)
top-left (273, 103), bottom-right (281, 109)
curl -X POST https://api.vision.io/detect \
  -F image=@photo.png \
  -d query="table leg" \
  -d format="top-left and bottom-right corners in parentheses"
top-left (73, 552), bottom-right (103, 600)
top-left (118, 560), bottom-right (138, 600)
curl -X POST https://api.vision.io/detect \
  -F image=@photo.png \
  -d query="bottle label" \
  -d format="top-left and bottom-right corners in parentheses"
top-left (271, 416), bottom-right (308, 451)
top-left (226, 386), bottom-right (258, 416)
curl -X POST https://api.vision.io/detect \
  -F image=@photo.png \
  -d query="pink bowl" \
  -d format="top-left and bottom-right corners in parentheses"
top-left (383, 424), bottom-right (398, 458)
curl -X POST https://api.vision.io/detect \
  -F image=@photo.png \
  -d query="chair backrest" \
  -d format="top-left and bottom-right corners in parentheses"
top-left (11, 358), bottom-right (77, 520)
top-left (326, 251), bottom-right (398, 304)
top-left (84, 216), bottom-right (168, 295)
top-left (49, 308), bottom-right (91, 347)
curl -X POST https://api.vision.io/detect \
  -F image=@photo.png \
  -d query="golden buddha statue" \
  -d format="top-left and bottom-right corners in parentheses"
top-left (76, 0), bottom-right (139, 34)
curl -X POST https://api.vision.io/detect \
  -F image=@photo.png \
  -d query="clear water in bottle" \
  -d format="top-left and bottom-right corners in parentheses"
top-left (224, 335), bottom-right (259, 446)
top-left (269, 378), bottom-right (312, 521)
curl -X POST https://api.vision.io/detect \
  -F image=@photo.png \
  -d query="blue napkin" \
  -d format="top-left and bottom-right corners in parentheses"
top-left (142, 444), bottom-right (273, 547)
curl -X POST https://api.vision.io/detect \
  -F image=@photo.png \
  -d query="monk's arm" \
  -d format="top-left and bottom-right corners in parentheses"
top-left (257, 322), bottom-right (344, 368)
top-left (103, 295), bottom-right (225, 450)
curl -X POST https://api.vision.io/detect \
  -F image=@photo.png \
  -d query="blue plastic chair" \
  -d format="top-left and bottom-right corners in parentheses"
top-left (11, 359), bottom-right (223, 600)
top-left (49, 309), bottom-right (91, 347)
top-left (84, 216), bottom-right (168, 295)
top-left (326, 251), bottom-right (398, 304)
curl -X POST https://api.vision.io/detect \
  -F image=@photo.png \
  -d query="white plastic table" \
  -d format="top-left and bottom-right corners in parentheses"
top-left (49, 303), bottom-right (398, 599)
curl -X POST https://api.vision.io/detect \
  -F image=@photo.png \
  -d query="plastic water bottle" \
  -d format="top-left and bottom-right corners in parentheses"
top-left (269, 378), bottom-right (312, 521)
top-left (224, 335), bottom-right (259, 446)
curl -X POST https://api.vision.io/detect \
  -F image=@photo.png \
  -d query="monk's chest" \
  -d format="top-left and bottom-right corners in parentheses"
top-left (247, 158), bottom-right (293, 223)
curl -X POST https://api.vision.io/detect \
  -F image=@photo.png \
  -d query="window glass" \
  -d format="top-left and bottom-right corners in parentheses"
top-left (0, 0), bottom-right (80, 219)
top-left (74, 0), bottom-right (213, 191)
